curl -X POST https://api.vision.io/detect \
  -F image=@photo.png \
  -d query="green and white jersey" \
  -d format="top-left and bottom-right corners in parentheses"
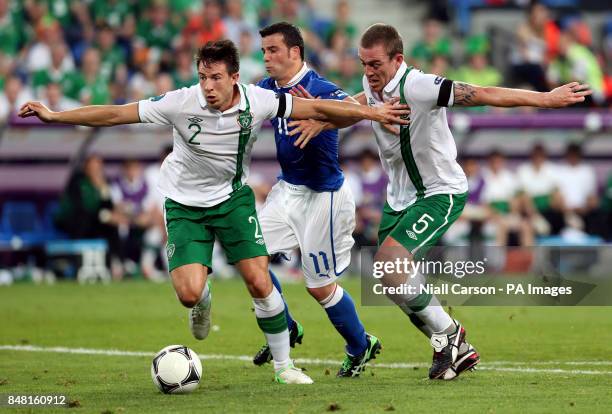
top-left (138, 84), bottom-right (293, 207)
top-left (363, 62), bottom-right (468, 211)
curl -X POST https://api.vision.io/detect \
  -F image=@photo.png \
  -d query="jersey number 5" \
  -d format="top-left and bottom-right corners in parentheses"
top-left (412, 213), bottom-right (434, 234)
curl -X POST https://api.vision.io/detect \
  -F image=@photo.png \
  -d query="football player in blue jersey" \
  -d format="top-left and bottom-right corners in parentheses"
top-left (252, 22), bottom-right (381, 377)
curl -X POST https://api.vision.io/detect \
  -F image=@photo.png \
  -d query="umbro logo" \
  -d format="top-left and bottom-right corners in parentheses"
top-left (368, 97), bottom-right (376, 106)
top-left (187, 116), bottom-right (203, 123)
top-left (406, 230), bottom-right (417, 240)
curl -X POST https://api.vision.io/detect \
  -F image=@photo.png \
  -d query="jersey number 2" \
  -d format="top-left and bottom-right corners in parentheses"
top-left (248, 216), bottom-right (262, 239)
top-left (188, 123), bottom-right (201, 145)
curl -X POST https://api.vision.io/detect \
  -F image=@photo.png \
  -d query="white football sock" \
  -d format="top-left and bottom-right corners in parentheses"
top-left (253, 287), bottom-right (291, 371)
top-left (414, 297), bottom-right (454, 334)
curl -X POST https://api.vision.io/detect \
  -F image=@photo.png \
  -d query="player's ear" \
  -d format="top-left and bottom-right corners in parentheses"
top-left (290, 46), bottom-right (301, 61)
top-left (393, 53), bottom-right (404, 68)
top-left (231, 71), bottom-right (239, 85)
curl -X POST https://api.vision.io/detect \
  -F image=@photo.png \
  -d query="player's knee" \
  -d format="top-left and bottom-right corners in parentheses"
top-left (174, 280), bottom-right (203, 307)
top-left (373, 248), bottom-right (395, 267)
top-left (170, 263), bottom-right (208, 307)
top-left (307, 283), bottom-right (336, 302)
top-left (244, 273), bottom-right (272, 298)
top-left (176, 288), bottom-right (200, 308)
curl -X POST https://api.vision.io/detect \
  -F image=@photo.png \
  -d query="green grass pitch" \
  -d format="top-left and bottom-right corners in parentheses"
top-left (1, 278), bottom-right (611, 413)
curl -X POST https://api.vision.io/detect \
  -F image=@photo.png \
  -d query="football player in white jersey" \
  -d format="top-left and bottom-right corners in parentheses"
top-left (289, 24), bottom-right (590, 380)
top-left (18, 39), bottom-right (409, 385)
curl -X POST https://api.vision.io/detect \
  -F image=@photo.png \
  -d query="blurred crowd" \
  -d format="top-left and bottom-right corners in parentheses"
top-left (1, 0), bottom-right (610, 124)
top-left (23, 139), bottom-right (612, 281)
top-left (416, 2), bottom-right (612, 107)
top-left (1, 0), bottom-right (611, 280)
top-left (452, 143), bottom-right (612, 247)
top-left (0, 0), bottom-right (366, 124)
top-left (338, 143), bottom-right (612, 250)
top-left (48, 147), bottom-right (171, 280)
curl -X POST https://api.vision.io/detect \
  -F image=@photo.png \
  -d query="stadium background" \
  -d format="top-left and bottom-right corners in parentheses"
top-left (1, 1), bottom-right (612, 412)
top-left (0, 0), bottom-right (611, 281)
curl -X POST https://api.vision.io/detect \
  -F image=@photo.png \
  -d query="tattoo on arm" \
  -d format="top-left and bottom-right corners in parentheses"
top-left (453, 82), bottom-right (478, 106)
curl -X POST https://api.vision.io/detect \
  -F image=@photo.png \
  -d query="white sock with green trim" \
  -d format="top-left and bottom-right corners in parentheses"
top-left (253, 287), bottom-right (291, 371)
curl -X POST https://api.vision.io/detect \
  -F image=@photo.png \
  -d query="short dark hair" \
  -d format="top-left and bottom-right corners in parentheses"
top-left (96, 22), bottom-right (113, 32)
top-left (359, 148), bottom-right (379, 162)
top-left (566, 142), bottom-right (582, 157)
top-left (259, 22), bottom-right (305, 60)
top-left (196, 40), bottom-right (240, 75)
top-left (360, 23), bottom-right (404, 59)
top-left (531, 143), bottom-right (546, 155)
top-left (528, 0), bottom-right (546, 14)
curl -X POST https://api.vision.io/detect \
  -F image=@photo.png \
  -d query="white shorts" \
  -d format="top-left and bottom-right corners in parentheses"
top-left (259, 180), bottom-right (356, 288)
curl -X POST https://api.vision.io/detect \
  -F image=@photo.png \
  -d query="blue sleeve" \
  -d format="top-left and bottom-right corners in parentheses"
top-left (313, 79), bottom-right (348, 101)
top-left (257, 78), bottom-right (272, 90)
top-left (319, 88), bottom-right (349, 101)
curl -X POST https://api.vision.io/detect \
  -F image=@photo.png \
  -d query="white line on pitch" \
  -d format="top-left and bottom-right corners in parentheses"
top-left (1, 345), bottom-right (611, 375)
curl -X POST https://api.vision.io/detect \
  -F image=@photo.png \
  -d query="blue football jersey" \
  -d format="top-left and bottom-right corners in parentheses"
top-left (258, 66), bottom-right (348, 192)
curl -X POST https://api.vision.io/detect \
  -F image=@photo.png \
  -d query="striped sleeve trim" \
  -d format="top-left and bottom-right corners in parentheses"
top-left (276, 93), bottom-right (293, 119)
top-left (436, 79), bottom-right (453, 107)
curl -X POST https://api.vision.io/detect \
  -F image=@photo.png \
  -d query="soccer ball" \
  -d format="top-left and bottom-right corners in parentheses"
top-left (151, 345), bottom-right (202, 394)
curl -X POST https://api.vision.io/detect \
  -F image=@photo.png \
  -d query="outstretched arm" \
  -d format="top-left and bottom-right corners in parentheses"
top-left (285, 86), bottom-right (362, 148)
top-left (453, 81), bottom-right (591, 108)
top-left (289, 86), bottom-right (409, 149)
top-left (290, 85), bottom-right (362, 126)
top-left (18, 101), bottom-right (141, 127)
top-left (287, 88), bottom-right (406, 147)
top-left (289, 94), bottom-right (409, 126)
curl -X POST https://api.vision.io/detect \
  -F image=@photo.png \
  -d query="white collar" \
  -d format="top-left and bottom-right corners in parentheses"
top-left (196, 84), bottom-right (207, 108)
top-left (383, 61), bottom-right (408, 94)
top-left (275, 62), bottom-right (310, 88)
top-left (238, 84), bottom-right (248, 111)
top-left (196, 83), bottom-right (247, 112)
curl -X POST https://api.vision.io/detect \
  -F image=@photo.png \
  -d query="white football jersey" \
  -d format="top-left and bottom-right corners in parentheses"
top-left (517, 161), bottom-right (560, 197)
top-left (139, 84), bottom-right (292, 207)
top-left (363, 62), bottom-right (468, 211)
top-left (482, 168), bottom-right (518, 203)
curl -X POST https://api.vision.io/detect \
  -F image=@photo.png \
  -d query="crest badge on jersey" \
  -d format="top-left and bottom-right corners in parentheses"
top-left (237, 111), bottom-right (253, 130)
top-left (166, 243), bottom-right (175, 259)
